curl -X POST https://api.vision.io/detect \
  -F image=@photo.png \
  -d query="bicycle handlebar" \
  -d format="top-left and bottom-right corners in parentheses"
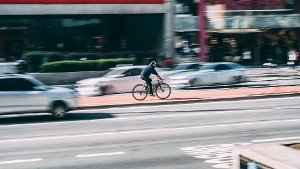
top-left (157, 79), bottom-right (164, 83)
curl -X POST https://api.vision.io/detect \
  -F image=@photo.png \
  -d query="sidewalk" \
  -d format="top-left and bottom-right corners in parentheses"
top-left (77, 85), bottom-right (300, 109)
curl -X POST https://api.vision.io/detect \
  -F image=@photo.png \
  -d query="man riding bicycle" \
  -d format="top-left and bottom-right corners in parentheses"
top-left (141, 61), bottom-right (162, 96)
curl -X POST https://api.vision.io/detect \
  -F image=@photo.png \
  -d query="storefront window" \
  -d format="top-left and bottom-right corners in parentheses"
top-left (0, 18), bottom-right (103, 61)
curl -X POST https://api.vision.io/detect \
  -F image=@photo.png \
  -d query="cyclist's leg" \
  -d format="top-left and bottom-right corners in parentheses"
top-left (145, 77), bottom-right (153, 95)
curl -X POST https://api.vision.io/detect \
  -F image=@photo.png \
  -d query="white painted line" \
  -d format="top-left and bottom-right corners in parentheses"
top-left (1, 113), bottom-right (49, 118)
top-left (1, 118), bottom-right (300, 144)
top-left (0, 158), bottom-right (43, 165)
top-left (212, 163), bottom-right (231, 169)
top-left (252, 136), bottom-right (300, 143)
top-left (76, 151), bottom-right (125, 158)
top-left (204, 158), bottom-right (230, 164)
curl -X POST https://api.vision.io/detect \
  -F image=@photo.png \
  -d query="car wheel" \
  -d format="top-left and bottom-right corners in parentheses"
top-left (51, 103), bottom-right (68, 118)
top-left (232, 76), bottom-right (242, 84)
top-left (100, 85), bottom-right (115, 95)
top-left (190, 78), bottom-right (201, 87)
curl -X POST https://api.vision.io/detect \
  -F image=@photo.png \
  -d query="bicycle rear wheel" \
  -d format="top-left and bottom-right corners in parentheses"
top-left (155, 83), bottom-right (171, 99)
top-left (132, 84), bottom-right (148, 101)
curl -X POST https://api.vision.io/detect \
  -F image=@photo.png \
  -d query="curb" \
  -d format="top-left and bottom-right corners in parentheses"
top-left (76, 92), bottom-right (300, 110)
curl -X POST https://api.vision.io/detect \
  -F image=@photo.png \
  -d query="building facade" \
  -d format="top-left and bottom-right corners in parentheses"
top-left (0, 0), bottom-right (175, 63)
top-left (175, 0), bottom-right (300, 64)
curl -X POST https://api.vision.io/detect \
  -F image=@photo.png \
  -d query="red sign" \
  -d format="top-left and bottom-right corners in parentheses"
top-left (0, 0), bottom-right (164, 4)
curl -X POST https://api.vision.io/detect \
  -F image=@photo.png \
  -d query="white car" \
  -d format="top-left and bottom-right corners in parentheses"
top-left (167, 62), bottom-right (247, 88)
top-left (0, 62), bottom-right (19, 74)
top-left (0, 74), bottom-right (77, 118)
top-left (75, 65), bottom-right (167, 96)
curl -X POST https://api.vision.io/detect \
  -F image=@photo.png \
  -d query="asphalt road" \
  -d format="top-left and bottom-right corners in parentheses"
top-left (1, 96), bottom-right (300, 169)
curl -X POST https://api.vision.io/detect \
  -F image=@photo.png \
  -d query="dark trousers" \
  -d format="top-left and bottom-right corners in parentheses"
top-left (142, 76), bottom-right (153, 94)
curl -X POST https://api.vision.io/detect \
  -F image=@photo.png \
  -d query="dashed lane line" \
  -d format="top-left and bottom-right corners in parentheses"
top-left (0, 158), bottom-right (43, 165)
top-left (76, 151), bottom-right (126, 158)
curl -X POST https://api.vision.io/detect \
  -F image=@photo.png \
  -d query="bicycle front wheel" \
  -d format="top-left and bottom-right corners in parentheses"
top-left (132, 84), bottom-right (148, 101)
top-left (155, 83), bottom-right (171, 99)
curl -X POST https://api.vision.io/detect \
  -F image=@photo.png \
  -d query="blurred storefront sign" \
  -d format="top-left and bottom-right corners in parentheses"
top-left (175, 3), bottom-right (197, 15)
top-left (217, 14), bottom-right (300, 29)
top-left (176, 14), bottom-right (300, 31)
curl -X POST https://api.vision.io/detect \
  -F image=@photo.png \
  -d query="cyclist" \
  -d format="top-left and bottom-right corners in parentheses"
top-left (141, 61), bottom-right (162, 96)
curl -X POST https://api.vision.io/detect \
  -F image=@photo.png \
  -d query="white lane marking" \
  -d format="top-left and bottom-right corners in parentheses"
top-left (252, 136), bottom-right (300, 143)
top-left (1, 118), bottom-right (300, 143)
top-left (1, 113), bottom-right (49, 118)
top-left (212, 163), bottom-right (231, 169)
top-left (204, 158), bottom-right (230, 164)
top-left (0, 158), bottom-right (43, 165)
top-left (76, 151), bottom-right (125, 158)
top-left (182, 134), bottom-right (300, 169)
top-left (181, 143), bottom-right (241, 169)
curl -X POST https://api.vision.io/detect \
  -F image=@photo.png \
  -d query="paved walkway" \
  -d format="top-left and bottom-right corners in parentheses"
top-left (78, 85), bottom-right (300, 109)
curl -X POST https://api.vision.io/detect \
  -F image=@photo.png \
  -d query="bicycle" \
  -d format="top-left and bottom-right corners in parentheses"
top-left (132, 79), bottom-right (171, 101)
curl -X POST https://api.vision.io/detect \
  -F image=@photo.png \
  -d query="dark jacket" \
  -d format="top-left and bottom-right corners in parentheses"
top-left (141, 63), bottom-right (158, 79)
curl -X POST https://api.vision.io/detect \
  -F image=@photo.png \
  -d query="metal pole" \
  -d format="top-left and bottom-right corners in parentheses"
top-left (198, 0), bottom-right (207, 62)
top-left (164, 0), bottom-right (175, 60)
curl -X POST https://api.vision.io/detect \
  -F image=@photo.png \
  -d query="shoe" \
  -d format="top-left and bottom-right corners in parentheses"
top-left (149, 94), bottom-right (155, 97)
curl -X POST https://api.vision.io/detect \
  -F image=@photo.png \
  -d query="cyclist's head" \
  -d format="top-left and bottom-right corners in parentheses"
top-left (150, 61), bottom-right (157, 67)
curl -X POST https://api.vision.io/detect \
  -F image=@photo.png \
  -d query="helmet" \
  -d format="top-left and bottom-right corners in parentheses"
top-left (150, 61), bottom-right (157, 65)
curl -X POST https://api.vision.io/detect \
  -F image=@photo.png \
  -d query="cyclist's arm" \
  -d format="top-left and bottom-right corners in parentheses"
top-left (152, 68), bottom-right (162, 80)
top-left (156, 74), bottom-right (162, 80)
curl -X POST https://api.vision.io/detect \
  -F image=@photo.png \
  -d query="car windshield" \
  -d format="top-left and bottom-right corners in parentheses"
top-left (28, 77), bottom-right (49, 88)
top-left (200, 64), bottom-right (216, 70)
top-left (103, 68), bottom-right (126, 77)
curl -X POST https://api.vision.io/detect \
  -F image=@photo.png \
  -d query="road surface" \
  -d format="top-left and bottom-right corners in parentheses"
top-left (0, 96), bottom-right (300, 169)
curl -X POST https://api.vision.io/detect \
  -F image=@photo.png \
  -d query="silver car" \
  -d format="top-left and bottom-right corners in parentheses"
top-left (0, 74), bottom-right (76, 118)
top-left (167, 62), bottom-right (247, 88)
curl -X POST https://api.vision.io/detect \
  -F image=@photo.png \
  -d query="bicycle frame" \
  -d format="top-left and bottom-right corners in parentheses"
top-left (143, 79), bottom-right (163, 93)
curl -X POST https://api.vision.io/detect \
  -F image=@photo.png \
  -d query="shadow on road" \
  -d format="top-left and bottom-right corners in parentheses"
top-left (0, 112), bottom-right (115, 125)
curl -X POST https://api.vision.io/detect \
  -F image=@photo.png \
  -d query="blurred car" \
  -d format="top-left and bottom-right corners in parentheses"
top-left (75, 65), bottom-right (166, 96)
top-left (0, 62), bottom-right (18, 74)
top-left (0, 74), bottom-right (76, 118)
top-left (167, 62), bottom-right (247, 88)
